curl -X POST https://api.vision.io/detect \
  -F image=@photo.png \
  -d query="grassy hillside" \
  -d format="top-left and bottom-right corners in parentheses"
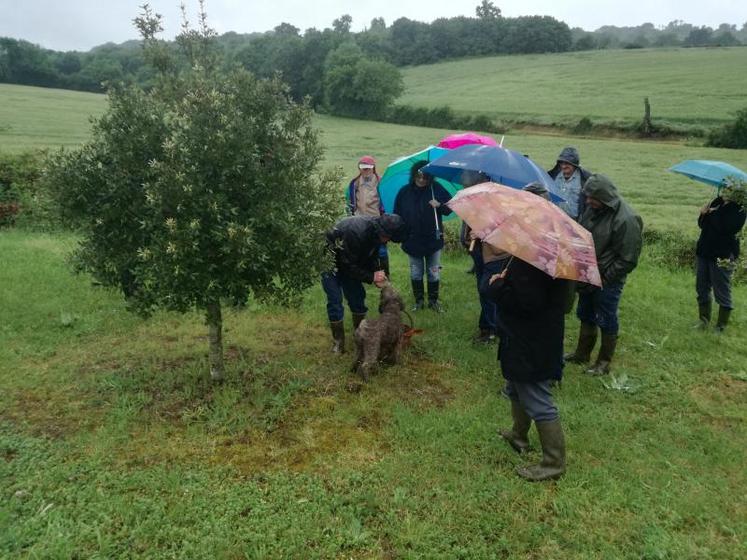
top-left (1, 83), bottom-right (747, 559)
top-left (0, 83), bottom-right (107, 152)
top-left (2, 84), bottom-right (747, 234)
top-left (399, 47), bottom-right (747, 128)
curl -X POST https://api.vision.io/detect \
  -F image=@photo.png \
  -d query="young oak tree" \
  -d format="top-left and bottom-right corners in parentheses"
top-left (46, 2), bottom-right (340, 381)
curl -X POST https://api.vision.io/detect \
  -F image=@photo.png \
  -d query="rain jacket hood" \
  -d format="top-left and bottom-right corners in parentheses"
top-left (556, 146), bottom-right (580, 167)
top-left (582, 174), bottom-right (620, 209)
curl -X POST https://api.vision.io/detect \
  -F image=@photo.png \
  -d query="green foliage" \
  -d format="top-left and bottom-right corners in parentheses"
top-left (385, 103), bottom-right (503, 134)
top-left (323, 42), bottom-right (403, 119)
top-left (0, 151), bottom-right (55, 228)
top-left (707, 107), bottom-right (747, 149)
top-left (44, 15), bottom-right (340, 319)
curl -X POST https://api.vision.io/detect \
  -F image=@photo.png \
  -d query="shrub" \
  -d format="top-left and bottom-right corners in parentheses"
top-left (0, 152), bottom-right (55, 229)
top-left (706, 108), bottom-right (747, 149)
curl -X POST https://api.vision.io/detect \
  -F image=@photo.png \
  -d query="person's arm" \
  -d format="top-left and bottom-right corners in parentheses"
top-left (602, 216), bottom-right (643, 285)
top-left (706, 204), bottom-right (747, 237)
top-left (335, 233), bottom-right (376, 283)
top-left (434, 183), bottom-right (453, 216)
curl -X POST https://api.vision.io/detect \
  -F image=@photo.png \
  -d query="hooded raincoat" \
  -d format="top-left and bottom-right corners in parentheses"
top-left (579, 175), bottom-right (643, 286)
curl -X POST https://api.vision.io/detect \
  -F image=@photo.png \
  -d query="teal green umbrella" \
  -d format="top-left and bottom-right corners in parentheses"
top-left (669, 160), bottom-right (747, 188)
top-left (379, 146), bottom-right (462, 220)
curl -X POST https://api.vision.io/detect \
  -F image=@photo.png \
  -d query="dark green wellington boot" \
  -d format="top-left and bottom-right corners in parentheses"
top-left (516, 419), bottom-right (566, 482)
top-left (564, 322), bottom-right (597, 364)
top-left (715, 306), bottom-right (731, 332)
top-left (411, 279), bottom-right (425, 311)
top-left (697, 301), bottom-right (712, 329)
top-left (500, 400), bottom-right (532, 454)
top-left (329, 320), bottom-right (345, 354)
top-left (586, 334), bottom-right (617, 376)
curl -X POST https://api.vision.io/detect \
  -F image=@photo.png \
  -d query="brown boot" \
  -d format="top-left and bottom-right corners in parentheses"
top-left (586, 333), bottom-right (617, 376)
top-left (564, 322), bottom-right (597, 364)
top-left (329, 320), bottom-right (345, 354)
top-left (352, 312), bottom-right (367, 331)
top-left (715, 306), bottom-right (731, 332)
top-left (697, 301), bottom-right (712, 329)
top-left (500, 400), bottom-right (532, 454)
top-left (516, 419), bottom-right (565, 482)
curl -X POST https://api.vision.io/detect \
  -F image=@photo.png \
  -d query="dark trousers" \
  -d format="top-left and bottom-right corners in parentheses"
top-left (477, 258), bottom-right (510, 333)
top-left (321, 271), bottom-right (367, 322)
top-left (577, 281), bottom-right (625, 335)
top-left (504, 380), bottom-right (558, 423)
top-left (696, 256), bottom-right (734, 309)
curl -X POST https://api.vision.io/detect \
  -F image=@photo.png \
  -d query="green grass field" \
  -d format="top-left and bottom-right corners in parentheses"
top-left (0, 83), bottom-right (107, 152)
top-left (399, 47), bottom-right (747, 128)
top-left (2, 83), bottom-right (747, 558)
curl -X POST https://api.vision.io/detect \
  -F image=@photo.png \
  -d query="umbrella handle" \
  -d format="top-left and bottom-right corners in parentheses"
top-left (431, 185), bottom-right (440, 232)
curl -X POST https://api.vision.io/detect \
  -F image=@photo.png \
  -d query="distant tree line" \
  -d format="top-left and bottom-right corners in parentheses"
top-left (0, 3), bottom-right (571, 104)
top-left (571, 20), bottom-right (747, 51)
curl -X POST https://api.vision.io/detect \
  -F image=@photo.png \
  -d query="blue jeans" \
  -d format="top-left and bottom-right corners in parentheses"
top-left (576, 281), bottom-right (625, 335)
top-left (408, 250), bottom-right (442, 282)
top-left (321, 271), bottom-right (367, 322)
top-left (696, 256), bottom-right (734, 309)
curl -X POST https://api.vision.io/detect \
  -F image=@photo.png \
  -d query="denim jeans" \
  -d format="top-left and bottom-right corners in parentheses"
top-left (576, 281), bottom-right (625, 335)
top-left (408, 250), bottom-right (442, 282)
top-left (321, 271), bottom-right (367, 322)
top-left (696, 256), bottom-right (734, 309)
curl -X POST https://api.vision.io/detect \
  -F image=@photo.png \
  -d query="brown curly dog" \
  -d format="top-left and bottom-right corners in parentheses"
top-left (352, 284), bottom-right (406, 382)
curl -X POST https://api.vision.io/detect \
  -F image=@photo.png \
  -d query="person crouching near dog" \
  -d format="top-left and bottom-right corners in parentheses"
top-left (486, 253), bottom-right (571, 481)
top-left (394, 161), bottom-right (453, 312)
top-left (322, 214), bottom-right (409, 353)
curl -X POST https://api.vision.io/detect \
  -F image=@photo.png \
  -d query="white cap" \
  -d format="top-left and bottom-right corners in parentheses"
top-left (359, 163), bottom-right (375, 169)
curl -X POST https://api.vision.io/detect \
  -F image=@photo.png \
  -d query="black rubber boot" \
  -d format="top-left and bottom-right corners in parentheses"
top-left (715, 306), bottom-right (731, 332)
top-left (352, 312), bottom-right (367, 331)
top-left (411, 279), bottom-right (425, 311)
top-left (500, 400), bottom-right (532, 454)
top-left (474, 329), bottom-right (496, 344)
top-left (427, 281), bottom-right (443, 313)
top-left (330, 320), bottom-right (345, 354)
top-left (586, 333), bottom-right (617, 376)
top-left (564, 322), bottom-right (597, 364)
top-left (697, 301), bottom-right (712, 329)
top-left (516, 419), bottom-right (565, 482)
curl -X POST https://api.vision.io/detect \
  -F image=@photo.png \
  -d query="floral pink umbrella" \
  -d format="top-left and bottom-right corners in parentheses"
top-left (447, 183), bottom-right (602, 286)
top-left (437, 132), bottom-right (497, 150)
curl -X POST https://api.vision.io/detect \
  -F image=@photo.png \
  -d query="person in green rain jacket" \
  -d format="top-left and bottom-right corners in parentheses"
top-left (565, 174), bottom-right (643, 375)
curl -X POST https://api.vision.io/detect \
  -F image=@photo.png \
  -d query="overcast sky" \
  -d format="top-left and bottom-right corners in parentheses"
top-left (1, 0), bottom-right (745, 52)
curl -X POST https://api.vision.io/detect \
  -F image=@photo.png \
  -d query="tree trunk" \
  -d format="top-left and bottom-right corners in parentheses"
top-left (206, 301), bottom-right (224, 381)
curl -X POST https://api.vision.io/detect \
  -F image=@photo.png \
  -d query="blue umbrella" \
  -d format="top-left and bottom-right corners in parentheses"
top-left (669, 160), bottom-right (747, 188)
top-left (422, 144), bottom-right (564, 202)
top-left (378, 146), bottom-right (461, 220)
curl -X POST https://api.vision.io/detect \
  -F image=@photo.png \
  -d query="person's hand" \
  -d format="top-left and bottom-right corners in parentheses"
top-left (700, 202), bottom-right (716, 215)
top-left (469, 230), bottom-right (478, 240)
top-left (428, 199), bottom-right (441, 209)
top-left (373, 270), bottom-right (387, 287)
top-left (489, 270), bottom-right (508, 284)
